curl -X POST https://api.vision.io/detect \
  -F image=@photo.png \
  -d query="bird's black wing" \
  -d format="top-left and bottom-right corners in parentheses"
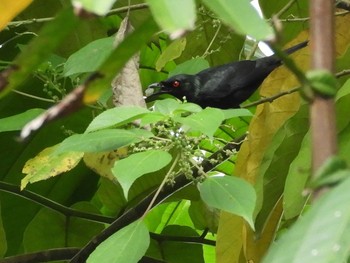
top-left (195, 60), bottom-right (274, 100)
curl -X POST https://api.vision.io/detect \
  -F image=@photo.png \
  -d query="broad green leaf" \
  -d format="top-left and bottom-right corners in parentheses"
top-left (262, 175), bottom-right (350, 263)
top-left (83, 17), bottom-right (158, 103)
top-left (64, 37), bottom-right (114, 76)
top-left (153, 98), bottom-right (183, 115)
top-left (24, 202), bottom-right (104, 251)
top-left (156, 38), bottom-right (187, 71)
top-left (87, 220), bottom-right (150, 263)
top-left (112, 150), bottom-right (172, 198)
top-left (175, 107), bottom-right (224, 138)
top-left (0, 108), bottom-right (45, 132)
top-left (198, 175), bottom-right (256, 229)
top-left (56, 129), bottom-right (153, 154)
top-left (145, 0), bottom-right (196, 36)
top-left (0, 8), bottom-right (79, 97)
top-left (202, 0), bottom-right (273, 40)
top-left (283, 131), bottom-right (311, 219)
top-left (173, 103), bottom-right (203, 114)
top-left (161, 225), bottom-right (205, 263)
top-left (21, 145), bottom-right (83, 189)
top-left (86, 106), bottom-right (152, 132)
top-left (221, 108), bottom-right (253, 120)
top-left (336, 79), bottom-right (350, 133)
top-left (169, 57), bottom-right (210, 77)
top-left (0, 0), bottom-right (33, 30)
top-left (0, 203), bottom-right (6, 258)
top-left (72, 0), bottom-right (117, 16)
top-left (144, 201), bottom-right (194, 233)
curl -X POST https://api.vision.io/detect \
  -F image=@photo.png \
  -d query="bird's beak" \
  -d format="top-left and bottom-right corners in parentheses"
top-left (145, 82), bottom-right (167, 102)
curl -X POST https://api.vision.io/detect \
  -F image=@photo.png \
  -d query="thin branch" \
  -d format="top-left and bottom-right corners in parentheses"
top-left (335, 69), bottom-right (350, 78)
top-left (108, 3), bottom-right (149, 16)
top-left (279, 10), bottom-right (349, 22)
top-left (202, 22), bottom-right (222, 58)
top-left (0, 181), bottom-right (114, 224)
top-left (275, 0), bottom-right (298, 18)
top-left (12, 90), bottom-right (56, 103)
top-left (6, 3), bottom-right (149, 28)
top-left (243, 87), bottom-right (300, 108)
top-left (143, 154), bottom-right (180, 217)
top-left (241, 68), bottom-right (350, 108)
top-left (0, 248), bottom-right (80, 263)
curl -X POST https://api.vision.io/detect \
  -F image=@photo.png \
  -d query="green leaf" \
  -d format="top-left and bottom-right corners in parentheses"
top-left (169, 57), bottom-right (210, 77)
top-left (87, 220), bottom-right (150, 263)
top-left (145, 0), bottom-right (196, 36)
top-left (72, 0), bottom-right (117, 16)
top-left (173, 103), bottom-right (203, 114)
top-left (85, 106), bottom-right (153, 132)
top-left (201, 0), bottom-right (273, 40)
top-left (112, 150), bottom-right (172, 198)
top-left (221, 108), bottom-right (253, 120)
top-left (0, 109), bottom-right (45, 132)
top-left (0, 203), bottom-right (6, 258)
top-left (0, 8), bottom-right (79, 97)
top-left (283, 131), bottom-right (311, 219)
top-left (306, 69), bottom-right (339, 97)
top-left (262, 175), bottom-right (350, 263)
top-left (198, 175), bottom-right (256, 229)
top-left (153, 99), bottom-right (183, 115)
top-left (309, 156), bottom-right (348, 189)
top-left (55, 129), bottom-right (153, 154)
top-left (175, 107), bottom-right (224, 138)
top-left (24, 203), bottom-right (104, 251)
top-left (160, 225), bottom-right (205, 263)
top-left (64, 37), bottom-right (114, 76)
top-left (156, 38), bottom-right (187, 71)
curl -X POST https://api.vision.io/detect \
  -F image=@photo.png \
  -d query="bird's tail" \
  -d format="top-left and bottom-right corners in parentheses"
top-left (284, 40), bottom-right (308, 54)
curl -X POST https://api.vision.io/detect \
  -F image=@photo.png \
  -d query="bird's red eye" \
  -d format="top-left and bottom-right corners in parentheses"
top-left (172, 80), bottom-right (180, 88)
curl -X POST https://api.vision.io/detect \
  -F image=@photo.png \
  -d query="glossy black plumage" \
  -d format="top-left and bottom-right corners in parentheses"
top-left (146, 41), bottom-right (307, 109)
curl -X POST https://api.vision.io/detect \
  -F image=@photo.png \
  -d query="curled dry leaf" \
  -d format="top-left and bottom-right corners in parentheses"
top-left (111, 17), bottom-right (146, 108)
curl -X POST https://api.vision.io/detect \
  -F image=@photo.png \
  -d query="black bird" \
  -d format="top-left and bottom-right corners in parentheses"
top-left (146, 41), bottom-right (308, 109)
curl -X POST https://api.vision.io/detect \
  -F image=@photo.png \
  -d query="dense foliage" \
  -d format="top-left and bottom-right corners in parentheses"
top-left (0, 0), bottom-right (350, 262)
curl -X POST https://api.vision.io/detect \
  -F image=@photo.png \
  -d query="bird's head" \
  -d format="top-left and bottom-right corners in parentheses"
top-left (145, 74), bottom-right (197, 102)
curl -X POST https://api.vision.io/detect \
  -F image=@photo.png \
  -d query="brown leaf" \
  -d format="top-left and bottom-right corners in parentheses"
top-left (111, 17), bottom-right (146, 108)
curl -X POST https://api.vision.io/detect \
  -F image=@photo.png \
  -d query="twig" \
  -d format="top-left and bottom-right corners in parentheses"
top-left (142, 154), bottom-right (180, 217)
top-left (6, 4), bottom-right (149, 28)
top-left (12, 90), bottom-right (56, 103)
top-left (202, 22), bottom-right (222, 58)
top-left (335, 69), bottom-right (350, 78)
top-left (242, 68), bottom-right (350, 108)
top-left (0, 181), bottom-right (114, 224)
top-left (243, 87), bottom-right (300, 108)
top-left (275, 0), bottom-right (297, 18)
top-left (0, 248), bottom-right (81, 263)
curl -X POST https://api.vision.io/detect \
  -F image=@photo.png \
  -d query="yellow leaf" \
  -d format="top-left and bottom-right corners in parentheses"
top-left (0, 0), bottom-right (33, 31)
top-left (83, 147), bottom-right (128, 181)
top-left (21, 145), bottom-right (83, 190)
top-left (243, 198), bottom-right (283, 262)
top-left (216, 211), bottom-right (244, 263)
top-left (237, 31), bottom-right (310, 186)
